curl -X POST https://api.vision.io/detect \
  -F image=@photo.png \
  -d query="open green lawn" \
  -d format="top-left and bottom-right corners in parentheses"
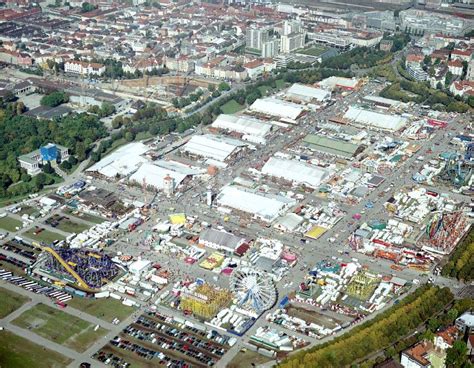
top-left (18, 206), bottom-right (40, 217)
top-left (68, 297), bottom-right (135, 322)
top-left (0, 216), bottom-right (23, 232)
top-left (12, 303), bottom-right (108, 352)
top-left (0, 330), bottom-right (72, 368)
top-left (258, 85), bottom-right (271, 95)
top-left (296, 45), bottom-right (328, 56)
top-left (0, 287), bottom-right (29, 318)
top-left (63, 209), bottom-right (106, 225)
top-left (220, 99), bottom-right (244, 114)
top-left (55, 219), bottom-right (90, 234)
top-left (23, 228), bottom-right (66, 244)
top-left (275, 79), bottom-right (286, 89)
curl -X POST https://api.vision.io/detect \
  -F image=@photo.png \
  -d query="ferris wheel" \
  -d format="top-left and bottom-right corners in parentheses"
top-left (230, 267), bottom-right (277, 315)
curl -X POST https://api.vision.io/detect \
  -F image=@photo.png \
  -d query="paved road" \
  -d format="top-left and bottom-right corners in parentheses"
top-left (1, 61), bottom-right (471, 368)
top-left (0, 278), bottom-right (149, 367)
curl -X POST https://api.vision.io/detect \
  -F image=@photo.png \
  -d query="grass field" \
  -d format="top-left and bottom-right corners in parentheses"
top-left (23, 228), bottom-right (66, 244)
top-left (68, 297), bottom-right (135, 322)
top-left (258, 85), bottom-right (271, 95)
top-left (54, 218), bottom-right (90, 234)
top-left (0, 216), bottom-right (23, 232)
top-left (0, 330), bottom-right (72, 368)
top-left (0, 287), bottom-right (29, 318)
top-left (220, 99), bottom-right (244, 114)
top-left (227, 349), bottom-right (273, 368)
top-left (0, 260), bottom-right (26, 275)
top-left (12, 303), bottom-right (108, 352)
top-left (275, 79), bottom-right (286, 89)
top-left (63, 210), bottom-right (106, 225)
top-left (296, 45), bottom-right (328, 57)
top-left (18, 206), bottom-right (40, 217)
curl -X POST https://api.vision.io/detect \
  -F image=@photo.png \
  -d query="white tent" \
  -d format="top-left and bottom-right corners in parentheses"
top-left (262, 157), bottom-right (331, 188)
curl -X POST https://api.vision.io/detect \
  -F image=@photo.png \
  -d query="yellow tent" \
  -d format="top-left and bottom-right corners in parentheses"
top-left (169, 213), bottom-right (186, 225)
top-left (305, 225), bottom-right (327, 240)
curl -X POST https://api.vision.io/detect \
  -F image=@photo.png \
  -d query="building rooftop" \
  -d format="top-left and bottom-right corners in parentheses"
top-left (262, 156), bottom-right (331, 188)
top-left (303, 134), bottom-right (361, 158)
top-left (199, 228), bottom-right (245, 251)
top-left (249, 97), bottom-right (305, 120)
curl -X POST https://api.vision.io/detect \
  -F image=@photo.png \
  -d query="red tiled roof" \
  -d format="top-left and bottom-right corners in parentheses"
top-left (436, 325), bottom-right (458, 347)
top-left (404, 342), bottom-right (431, 367)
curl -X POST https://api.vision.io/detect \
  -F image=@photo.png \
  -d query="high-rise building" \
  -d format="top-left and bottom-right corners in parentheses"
top-left (279, 20), bottom-right (305, 54)
top-left (282, 20), bottom-right (302, 36)
top-left (280, 33), bottom-right (305, 53)
top-left (246, 28), bottom-right (270, 51)
top-left (261, 39), bottom-right (279, 58)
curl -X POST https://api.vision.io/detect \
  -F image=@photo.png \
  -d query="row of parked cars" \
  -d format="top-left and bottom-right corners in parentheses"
top-left (123, 324), bottom-right (217, 367)
top-left (147, 311), bottom-right (235, 347)
top-left (109, 336), bottom-right (192, 368)
top-left (94, 349), bottom-right (130, 367)
top-left (0, 268), bottom-right (72, 303)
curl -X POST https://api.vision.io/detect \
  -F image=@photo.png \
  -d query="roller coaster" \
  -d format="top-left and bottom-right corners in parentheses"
top-left (438, 153), bottom-right (472, 187)
top-left (422, 210), bottom-right (468, 254)
top-left (35, 245), bottom-right (119, 292)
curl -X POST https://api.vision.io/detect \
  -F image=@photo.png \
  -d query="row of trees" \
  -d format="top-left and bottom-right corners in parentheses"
top-left (356, 297), bottom-right (474, 368)
top-left (382, 32), bottom-right (411, 52)
top-left (88, 102), bottom-right (116, 118)
top-left (321, 46), bottom-right (392, 70)
top-left (442, 228), bottom-right (474, 282)
top-left (379, 77), bottom-right (470, 112)
top-left (278, 286), bottom-right (453, 368)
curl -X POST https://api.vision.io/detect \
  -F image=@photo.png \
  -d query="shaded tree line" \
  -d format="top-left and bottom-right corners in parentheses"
top-left (442, 227), bottom-right (474, 282)
top-left (278, 286), bottom-right (453, 368)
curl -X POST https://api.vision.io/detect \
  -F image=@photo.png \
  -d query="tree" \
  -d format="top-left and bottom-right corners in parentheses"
top-left (90, 152), bottom-right (101, 162)
top-left (445, 341), bottom-right (468, 368)
top-left (60, 161), bottom-right (72, 170)
top-left (0, 173), bottom-right (12, 191)
top-left (445, 71), bottom-right (454, 87)
top-left (423, 55), bottom-right (431, 66)
top-left (125, 131), bottom-right (135, 142)
top-left (99, 102), bottom-right (115, 117)
top-left (33, 173), bottom-right (47, 189)
top-left (429, 66), bottom-right (435, 77)
top-left (40, 91), bottom-right (69, 107)
top-left (68, 156), bottom-right (78, 165)
top-left (21, 173), bottom-right (31, 183)
top-left (208, 84), bottom-right (216, 92)
top-left (15, 101), bottom-right (25, 115)
top-left (75, 142), bottom-right (86, 162)
top-left (42, 162), bottom-right (55, 174)
top-left (81, 1), bottom-right (97, 12)
top-left (218, 82), bottom-right (230, 92)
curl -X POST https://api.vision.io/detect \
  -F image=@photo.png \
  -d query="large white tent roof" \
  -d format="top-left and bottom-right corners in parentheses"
top-left (217, 185), bottom-right (296, 222)
top-left (212, 114), bottom-right (272, 138)
top-left (262, 157), bottom-right (331, 188)
top-left (129, 160), bottom-right (203, 190)
top-left (343, 106), bottom-right (407, 131)
top-left (319, 76), bottom-right (360, 90)
top-left (182, 134), bottom-right (247, 162)
top-left (86, 142), bottom-right (149, 178)
top-left (286, 83), bottom-right (331, 102)
top-left (249, 97), bottom-right (304, 120)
